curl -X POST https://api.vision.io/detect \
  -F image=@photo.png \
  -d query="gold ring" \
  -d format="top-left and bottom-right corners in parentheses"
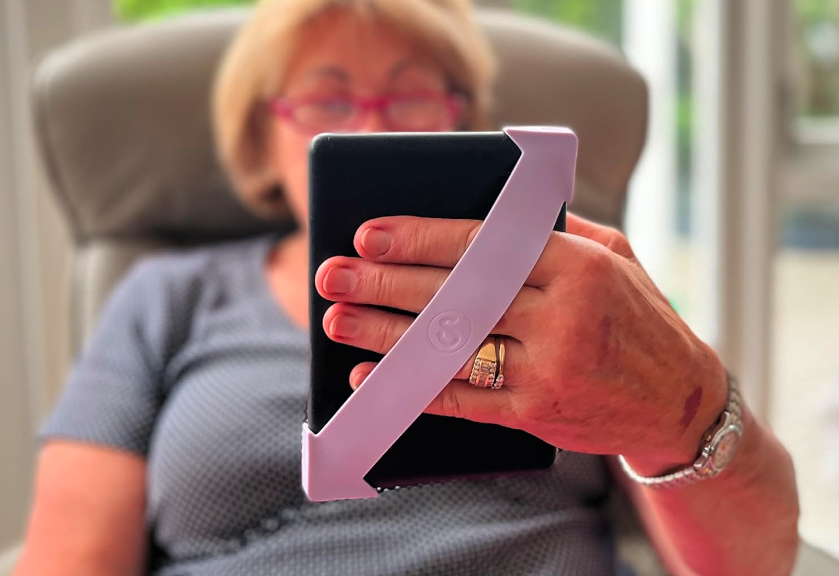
top-left (468, 336), bottom-right (505, 389)
top-left (468, 337), bottom-right (497, 388)
top-left (491, 337), bottom-right (505, 390)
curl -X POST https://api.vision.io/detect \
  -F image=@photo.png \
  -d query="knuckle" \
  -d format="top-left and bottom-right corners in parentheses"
top-left (378, 317), bottom-right (398, 352)
top-left (493, 314), bottom-right (512, 335)
top-left (513, 296), bottom-right (537, 328)
top-left (402, 227), bottom-right (426, 259)
top-left (538, 232), bottom-right (567, 275)
top-left (457, 357), bottom-right (473, 380)
top-left (580, 246), bottom-right (614, 283)
top-left (433, 269), bottom-right (450, 295)
top-left (513, 389), bottom-right (555, 426)
top-left (369, 265), bottom-right (396, 304)
top-left (464, 223), bottom-right (481, 251)
top-left (492, 292), bottom-right (540, 337)
top-left (439, 387), bottom-right (463, 419)
top-left (607, 230), bottom-right (632, 256)
top-left (494, 303), bottom-right (522, 334)
top-left (368, 312), bottom-right (395, 352)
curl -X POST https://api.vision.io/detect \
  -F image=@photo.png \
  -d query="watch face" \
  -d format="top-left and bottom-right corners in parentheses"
top-left (711, 427), bottom-right (741, 470)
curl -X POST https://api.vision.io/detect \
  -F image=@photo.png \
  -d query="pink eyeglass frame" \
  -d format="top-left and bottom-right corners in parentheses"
top-left (267, 92), bottom-right (466, 133)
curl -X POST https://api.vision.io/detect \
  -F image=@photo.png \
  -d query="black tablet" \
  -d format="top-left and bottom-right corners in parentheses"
top-left (306, 129), bottom-right (573, 499)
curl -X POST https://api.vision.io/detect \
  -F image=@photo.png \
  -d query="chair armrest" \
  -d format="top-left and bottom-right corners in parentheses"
top-left (793, 540), bottom-right (839, 576)
top-left (0, 544), bottom-right (22, 576)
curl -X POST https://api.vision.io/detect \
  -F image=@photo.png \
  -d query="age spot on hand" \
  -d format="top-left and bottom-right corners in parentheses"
top-left (679, 386), bottom-right (703, 432)
top-left (597, 316), bottom-right (613, 366)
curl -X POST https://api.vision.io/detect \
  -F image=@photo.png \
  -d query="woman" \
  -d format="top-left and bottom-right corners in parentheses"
top-left (14, 0), bottom-right (799, 575)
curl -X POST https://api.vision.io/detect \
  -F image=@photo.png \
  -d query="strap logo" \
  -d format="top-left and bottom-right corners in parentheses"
top-left (426, 310), bottom-right (472, 353)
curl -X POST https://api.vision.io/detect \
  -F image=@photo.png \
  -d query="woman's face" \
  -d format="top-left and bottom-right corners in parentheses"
top-left (268, 10), bottom-right (457, 230)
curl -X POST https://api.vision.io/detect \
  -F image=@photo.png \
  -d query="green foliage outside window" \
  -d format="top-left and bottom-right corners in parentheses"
top-left (512, 0), bottom-right (623, 45)
top-left (116, 0), bottom-right (624, 33)
top-left (795, 0), bottom-right (839, 117)
top-left (114, 0), bottom-right (255, 22)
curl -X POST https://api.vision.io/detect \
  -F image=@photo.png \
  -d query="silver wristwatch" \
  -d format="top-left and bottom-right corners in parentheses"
top-left (618, 373), bottom-right (743, 489)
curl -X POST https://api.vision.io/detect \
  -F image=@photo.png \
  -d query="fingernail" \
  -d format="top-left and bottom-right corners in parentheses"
top-left (349, 372), bottom-right (364, 389)
top-left (324, 266), bottom-right (357, 295)
top-left (361, 228), bottom-right (391, 257)
top-left (329, 313), bottom-right (358, 338)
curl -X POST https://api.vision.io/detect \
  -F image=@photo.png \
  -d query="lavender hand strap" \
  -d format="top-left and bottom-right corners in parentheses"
top-left (302, 126), bottom-right (578, 501)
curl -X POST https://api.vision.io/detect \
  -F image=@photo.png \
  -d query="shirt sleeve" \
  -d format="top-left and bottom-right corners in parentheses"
top-left (39, 256), bottom-right (194, 456)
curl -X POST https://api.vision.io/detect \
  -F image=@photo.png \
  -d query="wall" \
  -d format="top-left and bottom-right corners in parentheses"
top-left (0, 0), bottom-right (113, 565)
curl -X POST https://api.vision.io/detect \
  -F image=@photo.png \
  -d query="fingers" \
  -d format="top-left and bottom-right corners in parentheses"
top-left (324, 299), bottom-right (524, 426)
top-left (353, 216), bottom-right (481, 269)
top-left (324, 302), bottom-right (528, 382)
top-left (323, 303), bottom-right (414, 355)
top-left (349, 363), bottom-right (516, 425)
top-left (316, 258), bottom-right (545, 340)
top-left (316, 257), bottom-right (450, 315)
top-left (348, 333), bottom-right (523, 384)
top-left (353, 214), bottom-right (633, 290)
top-left (357, 216), bottom-right (574, 287)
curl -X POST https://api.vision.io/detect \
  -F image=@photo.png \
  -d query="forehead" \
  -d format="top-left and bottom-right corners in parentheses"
top-left (282, 8), bottom-right (445, 91)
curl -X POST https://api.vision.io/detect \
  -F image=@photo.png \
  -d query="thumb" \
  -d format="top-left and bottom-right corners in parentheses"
top-left (565, 212), bottom-right (635, 260)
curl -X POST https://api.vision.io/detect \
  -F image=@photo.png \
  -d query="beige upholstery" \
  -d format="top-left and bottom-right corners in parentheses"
top-left (33, 7), bottom-right (647, 344)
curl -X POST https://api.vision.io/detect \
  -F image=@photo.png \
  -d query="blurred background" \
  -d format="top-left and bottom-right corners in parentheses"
top-left (1, 0), bottom-right (837, 570)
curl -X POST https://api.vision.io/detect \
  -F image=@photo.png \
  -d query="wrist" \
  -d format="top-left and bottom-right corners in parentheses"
top-left (623, 348), bottom-right (729, 477)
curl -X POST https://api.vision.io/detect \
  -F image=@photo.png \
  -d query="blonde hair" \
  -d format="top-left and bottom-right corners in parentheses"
top-left (212, 0), bottom-right (496, 218)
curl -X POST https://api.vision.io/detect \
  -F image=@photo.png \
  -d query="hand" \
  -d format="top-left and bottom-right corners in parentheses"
top-left (315, 212), bottom-right (729, 476)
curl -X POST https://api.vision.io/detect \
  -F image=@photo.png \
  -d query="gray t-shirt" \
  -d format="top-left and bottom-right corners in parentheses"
top-left (41, 234), bottom-right (616, 575)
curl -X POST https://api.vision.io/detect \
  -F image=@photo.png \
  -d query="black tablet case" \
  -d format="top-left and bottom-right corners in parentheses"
top-left (308, 131), bottom-right (564, 490)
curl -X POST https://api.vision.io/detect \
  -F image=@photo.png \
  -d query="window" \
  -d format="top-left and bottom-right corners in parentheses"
top-left (772, 0), bottom-right (839, 557)
top-left (516, 0), bottom-right (839, 558)
top-left (795, 0), bottom-right (839, 122)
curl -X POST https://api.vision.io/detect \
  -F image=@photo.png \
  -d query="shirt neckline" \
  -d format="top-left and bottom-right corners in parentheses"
top-left (249, 233), bottom-right (309, 341)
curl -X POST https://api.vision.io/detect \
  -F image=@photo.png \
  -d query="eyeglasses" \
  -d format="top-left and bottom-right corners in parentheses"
top-left (267, 92), bottom-right (465, 134)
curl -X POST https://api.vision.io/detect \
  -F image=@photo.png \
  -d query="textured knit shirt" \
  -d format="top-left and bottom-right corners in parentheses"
top-left (41, 234), bottom-right (617, 575)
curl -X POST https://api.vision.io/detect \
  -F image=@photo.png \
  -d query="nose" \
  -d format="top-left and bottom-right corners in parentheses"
top-left (356, 108), bottom-right (387, 134)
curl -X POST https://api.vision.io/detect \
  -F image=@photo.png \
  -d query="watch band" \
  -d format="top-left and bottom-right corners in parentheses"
top-left (618, 373), bottom-right (742, 489)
